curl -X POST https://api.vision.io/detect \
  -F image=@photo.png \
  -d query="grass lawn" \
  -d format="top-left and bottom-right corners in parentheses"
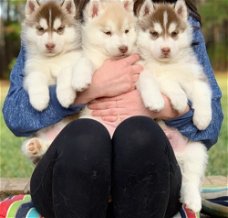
top-left (0, 74), bottom-right (227, 178)
top-left (206, 73), bottom-right (228, 176)
top-left (0, 81), bottom-right (34, 177)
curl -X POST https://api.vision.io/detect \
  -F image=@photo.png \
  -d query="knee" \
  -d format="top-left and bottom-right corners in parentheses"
top-left (113, 116), bottom-right (168, 160)
top-left (61, 118), bottom-right (110, 140)
top-left (53, 119), bottom-right (111, 171)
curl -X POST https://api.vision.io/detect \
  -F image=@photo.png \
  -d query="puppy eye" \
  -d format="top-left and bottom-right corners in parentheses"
top-left (171, 31), bottom-right (178, 38)
top-left (57, 26), bottom-right (65, 34)
top-left (125, 29), bottom-right (129, 34)
top-left (150, 31), bottom-right (159, 39)
top-left (37, 26), bottom-right (45, 34)
top-left (104, 31), bottom-right (112, 36)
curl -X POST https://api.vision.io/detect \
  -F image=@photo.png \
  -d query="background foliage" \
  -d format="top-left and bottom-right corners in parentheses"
top-left (0, 0), bottom-right (227, 78)
top-left (199, 0), bottom-right (228, 71)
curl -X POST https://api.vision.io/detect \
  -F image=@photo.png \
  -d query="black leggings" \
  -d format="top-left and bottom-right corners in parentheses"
top-left (30, 116), bottom-right (182, 218)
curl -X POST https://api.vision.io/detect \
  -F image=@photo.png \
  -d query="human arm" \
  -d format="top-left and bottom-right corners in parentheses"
top-left (2, 46), bottom-right (84, 137)
top-left (2, 47), bottom-right (141, 137)
top-left (75, 55), bottom-right (142, 104)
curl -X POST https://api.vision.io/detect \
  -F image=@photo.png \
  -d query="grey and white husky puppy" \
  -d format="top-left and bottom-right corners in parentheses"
top-left (21, 0), bottom-right (86, 163)
top-left (136, 0), bottom-right (211, 212)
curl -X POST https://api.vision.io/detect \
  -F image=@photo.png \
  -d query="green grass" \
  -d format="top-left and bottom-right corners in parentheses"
top-left (0, 74), bottom-right (227, 178)
top-left (0, 83), bottom-right (34, 177)
top-left (206, 73), bottom-right (228, 176)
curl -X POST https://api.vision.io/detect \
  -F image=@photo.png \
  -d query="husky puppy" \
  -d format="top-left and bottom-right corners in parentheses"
top-left (21, 0), bottom-right (136, 161)
top-left (136, 0), bottom-right (211, 212)
top-left (21, 0), bottom-right (83, 163)
top-left (72, 0), bottom-right (137, 135)
top-left (74, 0), bottom-right (136, 71)
top-left (22, 0), bottom-right (82, 111)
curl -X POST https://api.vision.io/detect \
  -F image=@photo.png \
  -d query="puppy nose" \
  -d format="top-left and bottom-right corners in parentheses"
top-left (161, 47), bottom-right (170, 54)
top-left (46, 43), bottom-right (55, 50)
top-left (119, 46), bottom-right (128, 54)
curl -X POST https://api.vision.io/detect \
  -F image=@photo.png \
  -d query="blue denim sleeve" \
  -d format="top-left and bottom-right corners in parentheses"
top-left (164, 17), bottom-right (224, 150)
top-left (2, 46), bottom-right (85, 137)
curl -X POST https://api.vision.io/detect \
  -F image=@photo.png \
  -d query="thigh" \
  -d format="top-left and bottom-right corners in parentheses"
top-left (112, 116), bottom-right (181, 218)
top-left (30, 133), bottom-right (58, 217)
top-left (164, 140), bottom-right (182, 218)
top-left (31, 118), bottom-right (112, 218)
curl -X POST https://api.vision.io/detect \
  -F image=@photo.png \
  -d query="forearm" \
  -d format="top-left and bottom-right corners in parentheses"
top-left (164, 97), bottom-right (223, 149)
top-left (2, 47), bottom-right (84, 136)
top-left (3, 85), bottom-right (84, 136)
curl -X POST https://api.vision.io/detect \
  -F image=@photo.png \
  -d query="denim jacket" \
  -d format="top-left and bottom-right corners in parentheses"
top-left (2, 16), bottom-right (223, 150)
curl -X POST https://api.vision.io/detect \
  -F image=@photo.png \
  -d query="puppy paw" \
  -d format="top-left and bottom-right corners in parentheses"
top-left (30, 93), bottom-right (49, 111)
top-left (72, 59), bottom-right (93, 91)
top-left (72, 73), bottom-right (92, 91)
top-left (193, 109), bottom-right (212, 130)
top-left (181, 189), bottom-right (202, 212)
top-left (57, 88), bottom-right (76, 108)
top-left (170, 94), bottom-right (188, 113)
top-left (184, 195), bottom-right (202, 212)
top-left (142, 92), bottom-right (165, 111)
top-left (26, 138), bottom-right (43, 157)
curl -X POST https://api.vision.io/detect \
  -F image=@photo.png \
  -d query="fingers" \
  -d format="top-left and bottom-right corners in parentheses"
top-left (125, 64), bottom-right (143, 77)
top-left (124, 64), bottom-right (142, 84)
top-left (133, 74), bottom-right (139, 83)
top-left (91, 108), bottom-right (118, 117)
top-left (121, 54), bottom-right (140, 66)
top-left (102, 115), bottom-right (127, 122)
top-left (88, 100), bottom-right (117, 110)
top-left (132, 64), bottom-right (143, 74)
top-left (92, 112), bottom-right (128, 122)
top-left (132, 65), bottom-right (142, 82)
top-left (102, 116), bottom-right (118, 122)
top-left (114, 89), bottom-right (138, 101)
top-left (91, 107), bottom-right (130, 117)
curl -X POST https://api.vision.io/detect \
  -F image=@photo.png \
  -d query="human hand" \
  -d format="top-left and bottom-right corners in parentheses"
top-left (88, 90), bottom-right (189, 122)
top-left (88, 89), bottom-right (153, 122)
top-left (92, 54), bottom-right (142, 97)
top-left (74, 54), bottom-right (142, 105)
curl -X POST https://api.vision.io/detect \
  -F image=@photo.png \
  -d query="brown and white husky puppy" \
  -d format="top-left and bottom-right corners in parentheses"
top-left (22, 0), bottom-right (83, 111)
top-left (21, 0), bottom-right (84, 163)
top-left (72, 0), bottom-right (137, 135)
top-left (136, 0), bottom-right (211, 212)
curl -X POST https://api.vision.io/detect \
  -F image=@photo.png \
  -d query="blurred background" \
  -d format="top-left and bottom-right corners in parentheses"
top-left (0, 0), bottom-right (227, 178)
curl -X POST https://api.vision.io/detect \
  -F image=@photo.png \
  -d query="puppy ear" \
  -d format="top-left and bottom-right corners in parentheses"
top-left (174, 0), bottom-right (188, 21)
top-left (83, 0), bottom-right (101, 21)
top-left (138, 0), bottom-right (154, 19)
top-left (121, 0), bottom-right (134, 13)
top-left (25, 0), bottom-right (40, 18)
top-left (61, 0), bottom-right (76, 17)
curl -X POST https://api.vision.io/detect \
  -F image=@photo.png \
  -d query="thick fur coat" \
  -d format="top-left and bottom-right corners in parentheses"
top-left (136, 0), bottom-right (211, 212)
